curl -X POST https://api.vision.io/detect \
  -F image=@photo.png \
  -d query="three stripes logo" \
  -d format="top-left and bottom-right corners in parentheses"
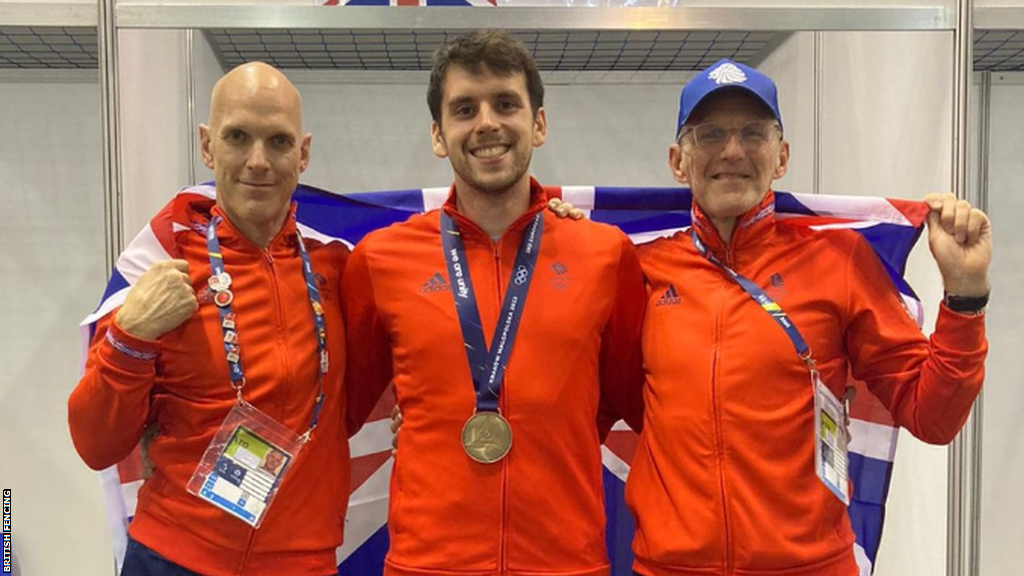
top-left (420, 272), bottom-right (450, 293)
top-left (656, 284), bottom-right (682, 307)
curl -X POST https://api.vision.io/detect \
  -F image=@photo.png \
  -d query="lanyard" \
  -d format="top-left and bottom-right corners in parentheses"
top-left (205, 216), bottom-right (328, 439)
top-left (440, 211), bottom-right (543, 413)
top-left (690, 228), bottom-right (811, 362)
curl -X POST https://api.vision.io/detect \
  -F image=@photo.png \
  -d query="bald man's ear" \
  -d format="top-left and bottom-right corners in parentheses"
top-left (199, 124), bottom-right (215, 170)
top-left (299, 133), bottom-right (312, 173)
top-left (430, 121), bottom-right (449, 159)
top-left (669, 142), bottom-right (689, 185)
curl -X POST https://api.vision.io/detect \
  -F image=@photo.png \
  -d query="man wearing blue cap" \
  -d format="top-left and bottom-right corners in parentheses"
top-left (623, 59), bottom-right (991, 576)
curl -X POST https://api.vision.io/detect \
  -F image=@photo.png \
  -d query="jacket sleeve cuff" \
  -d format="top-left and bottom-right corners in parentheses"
top-left (932, 302), bottom-right (988, 353)
top-left (104, 319), bottom-right (161, 366)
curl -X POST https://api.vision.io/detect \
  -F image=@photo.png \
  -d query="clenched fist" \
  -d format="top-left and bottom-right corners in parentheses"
top-left (115, 259), bottom-right (198, 340)
top-left (923, 192), bottom-right (992, 297)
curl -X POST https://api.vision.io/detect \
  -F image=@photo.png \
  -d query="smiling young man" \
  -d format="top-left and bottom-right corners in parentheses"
top-left (342, 31), bottom-right (645, 576)
top-left (625, 59), bottom-right (991, 576)
top-left (69, 62), bottom-right (350, 576)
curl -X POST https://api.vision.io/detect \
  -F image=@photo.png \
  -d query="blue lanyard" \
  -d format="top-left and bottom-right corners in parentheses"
top-left (690, 228), bottom-right (811, 361)
top-left (205, 216), bottom-right (328, 438)
top-left (440, 211), bottom-right (544, 413)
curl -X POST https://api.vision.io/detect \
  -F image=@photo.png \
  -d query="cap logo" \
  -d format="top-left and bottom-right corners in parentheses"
top-left (708, 62), bottom-right (747, 85)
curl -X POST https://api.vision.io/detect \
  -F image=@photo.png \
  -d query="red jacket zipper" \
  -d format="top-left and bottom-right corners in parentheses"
top-left (711, 272), bottom-right (734, 574)
top-left (493, 238), bottom-right (510, 575)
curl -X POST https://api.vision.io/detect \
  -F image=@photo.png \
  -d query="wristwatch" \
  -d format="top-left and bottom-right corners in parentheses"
top-left (943, 292), bottom-right (989, 315)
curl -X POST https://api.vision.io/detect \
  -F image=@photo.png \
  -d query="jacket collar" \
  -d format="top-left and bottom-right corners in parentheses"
top-left (178, 196), bottom-right (300, 256)
top-left (691, 189), bottom-right (777, 261)
top-left (442, 176), bottom-right (548, 241)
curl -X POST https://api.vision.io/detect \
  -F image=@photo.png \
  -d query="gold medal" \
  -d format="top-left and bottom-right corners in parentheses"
top-left (461, 412), bottom-right (512, 464)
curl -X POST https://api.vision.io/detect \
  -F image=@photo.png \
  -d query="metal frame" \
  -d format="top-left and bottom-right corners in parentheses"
top-left (185, 28), bottom-right (198, 184)
top-left (975, 6), bottom-right (1024, 29)
top-left (98, 0), bottom-right (122, 272)
top-left (114, 5), bottom-right (955, 31)
top-left (965, 67), bottom-right (991, 576)
top-left (813, 31), bottom-right (823, 196)
top-left (6, 0), bottom-right (1015, 574)
top-left (948, 6), bottom-right (974, 574)
top-left (0, 2), bottom-right (97, 26)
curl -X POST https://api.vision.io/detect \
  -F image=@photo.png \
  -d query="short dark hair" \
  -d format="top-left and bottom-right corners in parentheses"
top-left (427, 30), bottom-right (544, 125)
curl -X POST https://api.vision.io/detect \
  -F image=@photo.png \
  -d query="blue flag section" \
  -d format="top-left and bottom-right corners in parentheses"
top-left (86, 182), bottom-right (929, 576)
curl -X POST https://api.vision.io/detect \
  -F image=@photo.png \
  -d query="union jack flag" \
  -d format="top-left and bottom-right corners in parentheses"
top-left (83, 182), bottom-right (927, 576)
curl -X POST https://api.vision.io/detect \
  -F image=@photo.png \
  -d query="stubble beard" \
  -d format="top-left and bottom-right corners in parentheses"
top-left (456, 148), bottom-right (532, 197)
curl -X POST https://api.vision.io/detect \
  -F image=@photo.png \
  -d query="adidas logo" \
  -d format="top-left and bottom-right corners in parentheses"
top-left (420, 272), bottom-right (450, 293)
top-left (708, 62), bottom-right (747, 85)
top-left (656, 284), bottom-right (682, 307)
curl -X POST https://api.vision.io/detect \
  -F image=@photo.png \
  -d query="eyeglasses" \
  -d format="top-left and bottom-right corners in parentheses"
top-left (679, 120), bottom-right (782, 151)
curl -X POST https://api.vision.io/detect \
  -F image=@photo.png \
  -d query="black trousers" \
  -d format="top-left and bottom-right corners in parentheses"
top-left (121, 538), bottom-right (337, 576)
top-left (121, 539), bottom-right (204, 576)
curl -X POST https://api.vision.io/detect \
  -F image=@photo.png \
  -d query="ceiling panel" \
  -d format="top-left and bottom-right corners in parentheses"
top-left (2, 25), bottom-right (1022, 71)
top-left (206, 28), bottom-right (782, 71)
top-left (0, 26), bottom-right (97, 69)
top-left (974, 30), bottom-right (1024, 71)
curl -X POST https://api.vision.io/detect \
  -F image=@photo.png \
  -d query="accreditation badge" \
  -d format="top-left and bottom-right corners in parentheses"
top-left (186, 401), bottom-right (304, 527)
top-left (813, 374), bottom-right (850, 505)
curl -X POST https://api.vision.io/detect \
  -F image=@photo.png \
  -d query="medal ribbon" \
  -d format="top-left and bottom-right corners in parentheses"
top-left (440, 211), bottom-right (543, 413)
top-left (206, 216), bottom-right (328, 438)
top-left (690, 228), bottom-right (810, 360)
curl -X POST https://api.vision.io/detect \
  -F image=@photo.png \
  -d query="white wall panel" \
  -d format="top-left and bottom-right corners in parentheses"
top-left (298, 79), bottom-right (450, 193)
top-left (118, 29), bottom-right (193, 236)
top-left (537, 80), bottom-right (686, 188)
top-left (0, 72), bottom-right (112, 576)
top-left (978, 72), bottom-right (1024, 576)
top-left (192, 29), bottom-right (223, 184)
top-left (759, 32), bottom-right (816, 194)
top-left (297, 73), bottom-right (692, 194)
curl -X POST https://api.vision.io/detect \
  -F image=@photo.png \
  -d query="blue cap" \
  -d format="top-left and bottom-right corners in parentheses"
top-left (676, 59), bottom-right (783, 136)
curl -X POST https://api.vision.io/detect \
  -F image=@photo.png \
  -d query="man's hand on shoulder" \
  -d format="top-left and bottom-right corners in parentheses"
top-left (547, 198), bottom-right (586, 220)
top-left (390, 405), bottom-right (402, 456)
top-left (924, 192), bottom-right (992, 297)
top-left (115, 259), bottom-right (198, 340)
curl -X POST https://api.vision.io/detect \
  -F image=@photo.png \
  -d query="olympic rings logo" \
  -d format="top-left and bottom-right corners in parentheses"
top-left (513, 265), bottom-right (529, 286)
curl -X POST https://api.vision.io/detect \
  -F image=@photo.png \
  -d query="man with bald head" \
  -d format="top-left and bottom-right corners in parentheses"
top-left (69, 62), bottom-right (349, 576)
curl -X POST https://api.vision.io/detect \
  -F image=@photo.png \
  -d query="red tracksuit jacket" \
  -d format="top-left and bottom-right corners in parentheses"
top-left (343, 180), bottom-right (645, 576)
top-left (69, 198), bottom-right (350, 576)
top-left (628, 191), bottom-right (986, 576)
